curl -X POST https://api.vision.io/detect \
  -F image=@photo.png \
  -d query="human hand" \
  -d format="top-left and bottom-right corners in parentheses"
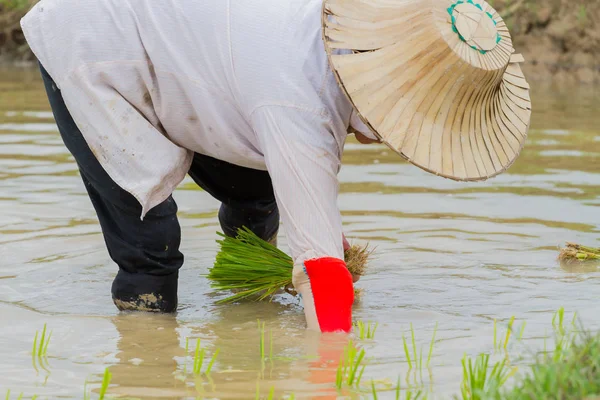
top-left (343, 234), bottom-right (351, 252)
top-left (343, 234), bottom-right (360, 283)
top-left (292, 257), bottom-right (354, 332)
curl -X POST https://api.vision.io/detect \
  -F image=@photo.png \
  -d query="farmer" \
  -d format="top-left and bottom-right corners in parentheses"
top-left (21, 0), bottom-right (530, 333)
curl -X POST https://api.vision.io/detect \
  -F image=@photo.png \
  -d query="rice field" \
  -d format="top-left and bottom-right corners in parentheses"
top-left (4, 308), bottom-right (600, 399)
top-left (1, 69), bottom-right (600, 399)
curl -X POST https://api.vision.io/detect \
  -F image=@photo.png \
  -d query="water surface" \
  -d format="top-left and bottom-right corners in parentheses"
top-left (1, 68), bottom-right (599, 399)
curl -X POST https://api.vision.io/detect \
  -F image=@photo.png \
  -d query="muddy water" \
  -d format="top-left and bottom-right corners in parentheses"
top-left (1, 66), bottom-right (600, 399)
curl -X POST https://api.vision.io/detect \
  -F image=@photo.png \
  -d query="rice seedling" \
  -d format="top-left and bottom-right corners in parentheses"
top-left (547, 308), bottom-right (579, 363)
top-left (193, 339), bottom-right (205, 375)
top-left (190, 338), bottom-right (220, 376)
top-left (558, 242), bottom-right (600, 263)
top-left (257, 320), bottom-right (274, 361)
top-left (259, 320), bottom-right (265, 360)
top-left (207, 227), bottom-right (372, 304)
top-left (205, 349), bottom-right (220, 375)
top-left (493, 316), bottom-right (516, 352)
top-left (402, 323), bottom-right (438, 372)
top-left (503, 316), bottom-right (515, 350)
top-left (269, 329), bottom-right (273, 361)
top-left (456, 353), bottom-right (517, 400)
top-left (257, 320), bottom-right (275, 378)
top-left (395, 376), bottom-right (403, 399)
top-left (426, 322), bottom-right (438, 368)
top-left (552, 307), bottom-right (565, 335)
top-left (98, 368), bottom-right (111, 400)
top-left (32, 323), bottom-right (51, 358)
top-left (403, 333), bottom-right (413, 370)
top-left (552, 306), bottom-right (571, 337)
top-left (493, 319), bottom-right (496, 350)
top-left (3, 391), bottom-right (24, 400)
top-left (8, 394), bottom-right (37, 400)
top-left (518, 321), bottom-right (526, 340)
top-left (335, 340), bottom-right (367, 389)
top-left (411, 325), bottom-right (418, 368)
top-left (31, 323), bottom-right (51, 371)
top-left (354, 320), bottom-right (378, 340)
top-left (83, 379), bottom-right (91, 400)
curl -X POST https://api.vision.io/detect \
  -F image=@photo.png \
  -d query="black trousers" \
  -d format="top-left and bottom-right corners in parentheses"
top-left (40, 65), bottom-right (279, 312)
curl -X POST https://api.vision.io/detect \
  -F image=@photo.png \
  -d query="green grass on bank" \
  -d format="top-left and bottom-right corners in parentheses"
top-left (0, 0), bottom-right (30, 11)
top-left (493, 331), bottom-right (600, 399)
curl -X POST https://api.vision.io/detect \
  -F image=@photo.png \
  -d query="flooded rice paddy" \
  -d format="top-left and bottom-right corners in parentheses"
top-left (1, 67), bottom-right (600, 399)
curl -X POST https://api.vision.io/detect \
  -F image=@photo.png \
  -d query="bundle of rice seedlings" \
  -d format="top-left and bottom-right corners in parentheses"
top-left (558, 242), bottom-right (600, 263)
top-left (207, 227), bottom-right (372, 304)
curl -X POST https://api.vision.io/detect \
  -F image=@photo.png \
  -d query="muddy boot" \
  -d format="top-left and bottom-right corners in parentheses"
top-left (111, 270), bottom-right (178, 313)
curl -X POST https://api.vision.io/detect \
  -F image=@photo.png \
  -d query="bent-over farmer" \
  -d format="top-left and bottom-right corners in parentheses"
top-left (21, 0), bottom-right (530, 332)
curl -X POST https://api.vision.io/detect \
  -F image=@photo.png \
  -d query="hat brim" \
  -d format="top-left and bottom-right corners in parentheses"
top-left (322, 0), bottom-right (531, 182)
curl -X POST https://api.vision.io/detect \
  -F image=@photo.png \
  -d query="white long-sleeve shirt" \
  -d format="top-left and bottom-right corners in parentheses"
top-left (21, 0), bottom-right (377, 267)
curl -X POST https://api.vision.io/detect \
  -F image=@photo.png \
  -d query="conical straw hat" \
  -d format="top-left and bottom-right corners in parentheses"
top-left (322, 0), bottom-right (532, 181)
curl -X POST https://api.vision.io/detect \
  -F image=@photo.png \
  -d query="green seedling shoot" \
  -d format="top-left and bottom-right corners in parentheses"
top-left (190, 338), bottom-right (220, 375)
top-left (4, 391), bottom-right (23, 400)
top-left (552, 307), bottom-right (566, 336)
top-left (427, 322), bottom-right (438, 368)
top-left (403, 323), bottom-right (437, 373)
top-left (193, 338), bottom-right (205, 375)
top-left (32, 323), bottom-right (52, 372)
top-left (335, 340), bottom-right (367, 389)
top-left (518, 321), bottom-right (527, 340)
top-left (457, 353), bottom-right (516, 400)
top-left (98, 368), bottom-right (111, 400)
top-left (403, 333), bottom-right (413, 370)
top-left (257, 320), bottom-right (274, 362)
top-left (493, 316), bottom-right (517, 352)
top-left (355, 320), bottom-right (378, 340)
top-left (259, 320), bottom-right (265, 360)
top-left (504, 316), bottom-right (515, 350)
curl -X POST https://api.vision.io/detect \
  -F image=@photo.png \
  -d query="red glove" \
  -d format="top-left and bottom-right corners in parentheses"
top-left (293, 257), bottom-right (354, 333)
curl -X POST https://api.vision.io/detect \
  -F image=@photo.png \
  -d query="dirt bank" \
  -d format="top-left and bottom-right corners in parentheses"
top-left (493, 0), bottom-right (600, 84)
top-left (1, 0), bottom-right (599, 83)
top-left (0, 0), bottom-right (31, 66)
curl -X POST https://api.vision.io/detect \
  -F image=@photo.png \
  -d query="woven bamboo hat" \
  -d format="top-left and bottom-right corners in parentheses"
top-left (322, 0), bottom-right (531, 181)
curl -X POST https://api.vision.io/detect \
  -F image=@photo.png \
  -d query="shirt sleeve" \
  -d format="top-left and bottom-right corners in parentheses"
top-left (250, 106), bottom-right (345, 267)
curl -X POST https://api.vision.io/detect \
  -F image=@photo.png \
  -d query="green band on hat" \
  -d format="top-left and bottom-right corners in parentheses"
top-left (447, 0), bottom-right (502, 55)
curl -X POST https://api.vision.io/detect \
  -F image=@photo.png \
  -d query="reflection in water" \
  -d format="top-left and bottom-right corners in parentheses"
top-left (102, 309), bottom-right (348, 399)
top-left (1, 70), bottom-right (600, 398)
top-left (108, 314), bottom-right (185, 399)
top-left (559, 260), bottom-right (600, 274)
